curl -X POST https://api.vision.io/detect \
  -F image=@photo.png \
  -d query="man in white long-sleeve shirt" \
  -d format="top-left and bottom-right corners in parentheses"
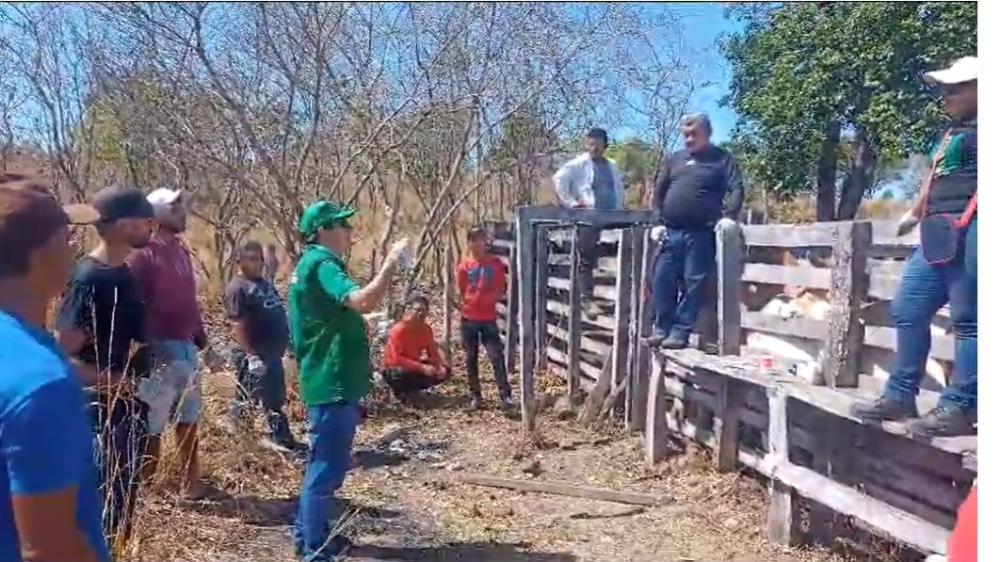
top-left (552, 128), bottom-right (626, 316)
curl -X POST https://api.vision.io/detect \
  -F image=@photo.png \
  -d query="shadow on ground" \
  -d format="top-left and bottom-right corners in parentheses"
top-left (181, 494), bottom-right (403, 527)
top-left (348, 541), bottom-right (577, 561)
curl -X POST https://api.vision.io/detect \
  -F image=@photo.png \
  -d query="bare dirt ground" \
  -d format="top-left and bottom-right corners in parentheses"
top-left (128, 366), bottom-right (847, 562)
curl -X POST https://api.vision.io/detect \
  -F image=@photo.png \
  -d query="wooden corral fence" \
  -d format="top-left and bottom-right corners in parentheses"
top-left (486, 208), bottom-right (977, 559)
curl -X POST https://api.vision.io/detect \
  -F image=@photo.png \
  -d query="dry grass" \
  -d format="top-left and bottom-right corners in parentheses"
top-left (112, 296), bottom-right (859, 562)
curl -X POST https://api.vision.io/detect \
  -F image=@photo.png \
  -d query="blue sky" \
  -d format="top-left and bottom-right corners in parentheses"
top-left (674, 3), bottom-right (742, 141)
top-left (612, 3), bottom-right (742, 145)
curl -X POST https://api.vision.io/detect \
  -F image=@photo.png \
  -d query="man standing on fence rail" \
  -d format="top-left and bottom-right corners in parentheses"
top-left (647, 113), bottom-right (744, 349)
top-left (552, 127), bottom-right (626, 317)
top-left (851, 56), bottom-right (977, 437)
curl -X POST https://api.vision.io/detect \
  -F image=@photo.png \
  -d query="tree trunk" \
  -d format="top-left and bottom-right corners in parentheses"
top-left (837, 129), bottom-right (877, 220)
top-left (815, 120), bottom-right (840, 222)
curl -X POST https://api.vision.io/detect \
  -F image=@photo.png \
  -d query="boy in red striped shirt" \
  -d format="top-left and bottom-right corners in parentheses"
top-left (456, 227), bottom-right (513, 410)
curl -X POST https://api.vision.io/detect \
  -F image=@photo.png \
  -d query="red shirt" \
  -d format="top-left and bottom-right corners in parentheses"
top-left (128, 232), bottom-right (205, 342)
top-left (456, 255), bottom-right (506, 322)
top-left (382, 320), bottom-right (444, 374)
top-left (948, 486), bottom-right (976, 562)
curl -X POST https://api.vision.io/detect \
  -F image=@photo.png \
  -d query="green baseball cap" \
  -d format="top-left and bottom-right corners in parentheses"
top-left (299, 200), bottom-right (357, 240)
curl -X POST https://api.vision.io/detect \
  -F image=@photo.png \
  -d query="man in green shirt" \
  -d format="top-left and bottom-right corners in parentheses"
top-left (288, 200), bottom-right (407, 560)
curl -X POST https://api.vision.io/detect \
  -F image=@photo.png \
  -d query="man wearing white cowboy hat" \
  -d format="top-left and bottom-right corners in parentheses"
top-left (851, 56), bottom-right (978, 437)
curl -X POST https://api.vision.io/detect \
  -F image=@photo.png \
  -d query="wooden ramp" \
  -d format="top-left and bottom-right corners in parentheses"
top-left (648, 348), bottom-right (975, 556)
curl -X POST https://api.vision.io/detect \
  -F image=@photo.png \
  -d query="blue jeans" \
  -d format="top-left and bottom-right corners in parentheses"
top-left (88, 394), bottom-right (148, 556)
top-left (883, 219), bottom-right (976, 412)
top-left (230, 350), bottom-right (291, 442)
top-left (651, 227), bottom-right (716, 340)
top-left (293, 401), bottom-right (361, 559)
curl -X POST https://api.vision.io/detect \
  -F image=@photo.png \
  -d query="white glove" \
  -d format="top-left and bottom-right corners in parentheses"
top-left (387, 238), bottom-right (411, 270)
top-left (247, 355), bottom-right (266, 377)
top-left (897, 211), bottom-right (919, 236)
top-left (650, 225), bottom-right (665, 242)
top-left (715, 217), bottom-right (739, 233)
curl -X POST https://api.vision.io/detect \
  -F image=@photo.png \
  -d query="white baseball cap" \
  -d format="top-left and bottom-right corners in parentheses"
top-left (147, 187), bottom-right (184, 207)
top-left (923, 56), bottom-right (978, 86)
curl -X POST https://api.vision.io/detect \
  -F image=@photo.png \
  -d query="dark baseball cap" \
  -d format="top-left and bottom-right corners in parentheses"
top-left (89, 187), bottom-right (155, 224)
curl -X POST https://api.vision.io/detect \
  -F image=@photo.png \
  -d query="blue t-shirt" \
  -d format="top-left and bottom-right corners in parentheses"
top-left (0, 311), bottom-right (109, 562)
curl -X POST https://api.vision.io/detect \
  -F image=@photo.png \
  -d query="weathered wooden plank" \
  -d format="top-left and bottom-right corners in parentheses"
top-left (515, 208), bottom-right (536, 431)
top-left (625, 227), bottom-right (645, 428)
top-left (741, 311), bottom-right (828, 341)
top-left (716, 219), bottom-right (744, 355)
top-left (659, 348), bottom-right (978, 468)
top-left (548, 253), bottom-right (618, 273)
top-left (742, 222), bottom-right (838, 248)
top-left (549, 227), bottom-right (621, 245)
top-left (534, 225), bottom-right (552, 371)
top-left (773, 461), bottom-right (949, 555)
top-left (871, 219), bottom-right (920, 248)
top-left (861, 481), bottom-right (957, 529)
top-left (864, 326), bottom-right (955, 363)
top-left (611, 228), bottom-right (634, 409)
top-left (628, 229), bottom-right (655, 430)
top-left (567, 225), bottom-right (583, 398)
top-left (517, 205), bottom-right (657, 229)
top-left (645, 355), bottom-right (670, 465)
top-left (449, 474), bottom-right (669, 507)
top-left (547, 276), bottom-right (618, 301)
top-left (822, 221), bottom-right (871, 387)
top-left (546, 347), bottom-right (603, 382)
top-left (546, 300), bottom-right (616, 331)
top-left (714, 380), bottom-right (744, 472)
top-left (504, 240), bottom-right (519, 378)
top-left (765, 390), bottom-right (795, 545)
top-left (546, 323), bottom-right (612, 356)
top-left (742, 263), bottom-right (832, 290)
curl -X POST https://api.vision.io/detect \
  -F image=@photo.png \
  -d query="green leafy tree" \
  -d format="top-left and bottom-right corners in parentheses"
top-left (606, 137), bottom-right (660, 206)
top-left (722, 2), bottom-right (977, 220)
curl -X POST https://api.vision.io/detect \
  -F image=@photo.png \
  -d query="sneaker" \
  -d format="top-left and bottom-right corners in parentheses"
top-left (260, 436), bottom-right (295, 454)
top-left (661, 334), bottom-right (688, 350)
top-left (644, 331), bottom-right (667, 347)
top-left (907, 406), bottom-right (976, 437)
top-left (499, 396), bottom-right (517, 410)
top-left (466, 397), bottom-right (485, 412)
top-left (850, 397), bottom-right (918, 423)
top-left (300, 534), bottom-right (353, 561)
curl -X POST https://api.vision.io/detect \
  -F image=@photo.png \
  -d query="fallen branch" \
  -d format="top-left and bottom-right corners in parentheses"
top-left (596, 376), bottom-right (629, 421)
top-left (568, 506), bottom-right (646, 519)
top-left (578, 353), bottom-right (613, 426)
top-left (443, 473), bottom-right (669, 507)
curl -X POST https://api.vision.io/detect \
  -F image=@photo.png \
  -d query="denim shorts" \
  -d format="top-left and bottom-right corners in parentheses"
top-left (137, 340), bottom-right (201, 435)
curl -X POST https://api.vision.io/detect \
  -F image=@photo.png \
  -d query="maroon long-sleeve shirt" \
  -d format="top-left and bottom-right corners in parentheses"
top-left (128, 231), bottom-right (205, 343)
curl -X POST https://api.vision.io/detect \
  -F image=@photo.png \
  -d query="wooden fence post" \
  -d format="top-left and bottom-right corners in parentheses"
top-left (567, 224), bottom-right (582, 398)
top-left (627, 227), bottom-right (652, 430)
top-left (822, 221), bottom-right (871, 387)
top-left (515, 209), bottom-right (536, 431)
top-left (503, 232), bottom-right (519, 378)
top-left (534, 225), bottom-right (552, 371)
top-left (713, 379), bottom-right (744, 472)
top-left (716, 218), bottom-right (744, 356)
top-left (645, 353), bottom-right (669, 465)
top-left (611, 228), bottom-right (634, 413)
top-left (765, 389), bottom-right (797, 545)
